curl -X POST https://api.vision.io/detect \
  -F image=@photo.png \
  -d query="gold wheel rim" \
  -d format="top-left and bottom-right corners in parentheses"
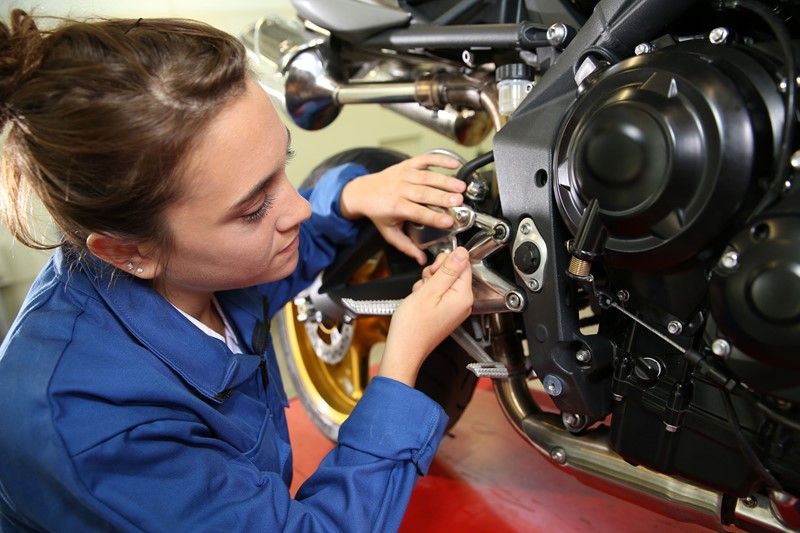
top-left (284, 254), bottom-right (391, 425)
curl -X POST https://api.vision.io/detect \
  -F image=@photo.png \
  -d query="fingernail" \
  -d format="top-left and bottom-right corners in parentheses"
top-left (451, 247), bottom-right (467, 262)
top-left (440, 215), bottom-right (453, 227)
top-left (448, 195), bottom-right (460, 205)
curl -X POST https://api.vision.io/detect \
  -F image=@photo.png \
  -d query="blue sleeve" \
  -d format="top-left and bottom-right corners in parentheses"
top-left (292, 377), bottom-right (449, 532)
top-left (258, 163), bottom-right (369, 316)
top-left (63, 378), bottom-right (447, 532)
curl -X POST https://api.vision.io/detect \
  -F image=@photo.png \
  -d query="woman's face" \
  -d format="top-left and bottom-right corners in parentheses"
top-left (153, 77), bottom-right (311, 306)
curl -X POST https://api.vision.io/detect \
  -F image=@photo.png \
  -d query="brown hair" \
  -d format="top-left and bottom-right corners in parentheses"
top-left (0, 10), bottom-right (249, 253)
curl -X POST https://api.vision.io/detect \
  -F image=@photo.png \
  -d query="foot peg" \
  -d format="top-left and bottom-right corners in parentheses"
top-left (341, 298), bottom-right (401, 316)
top-left (467, 361), bottom-right (511, 379)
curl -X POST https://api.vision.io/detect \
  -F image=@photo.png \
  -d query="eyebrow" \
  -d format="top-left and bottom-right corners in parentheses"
top-left (229, 127), bottom-right (293, 212)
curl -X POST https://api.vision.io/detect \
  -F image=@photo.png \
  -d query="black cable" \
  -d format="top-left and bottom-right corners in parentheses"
top-left (720, 388), bottom-right (784, 490)
top-left (685, 349), bottom-right (800, 433)
top-left (456, 150), bottom-right (494, 182)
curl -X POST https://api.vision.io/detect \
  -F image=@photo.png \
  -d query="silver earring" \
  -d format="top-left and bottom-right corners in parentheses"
top-left (126, 262), bottom-right (134, 271)
top-left (136, 266), bottom-right (144, 274)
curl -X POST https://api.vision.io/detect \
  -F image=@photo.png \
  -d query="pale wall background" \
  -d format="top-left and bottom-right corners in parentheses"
top-left (0, 0), bottom-right (489, 336)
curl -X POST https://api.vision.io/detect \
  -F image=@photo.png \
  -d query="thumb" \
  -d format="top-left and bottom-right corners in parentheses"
top-left (423, 247), bottom-right (469, 295)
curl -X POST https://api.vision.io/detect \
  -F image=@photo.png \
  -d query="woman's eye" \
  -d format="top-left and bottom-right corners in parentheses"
top-left (242, 195), bottom-right (275, 224)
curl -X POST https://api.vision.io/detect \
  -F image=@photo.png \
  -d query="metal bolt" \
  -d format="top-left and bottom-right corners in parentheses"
top-left (543, 374), bottom-right (563, 396)
top-left (576, 348), bottom-right (592, 364)
top-left (741, 496), bottom-right (758, 509)
top-left (791, 150), bottom-right (800, 169)
top-left (778, 76), bottom-right (800, 93)
top-left (711, 338), bottom-right (731, 357)
top-left (634, 42), bottom-right (655, 55)
top-left (613, 393), bottom-right (624, 402)
top-left (549, 447), bottom-right (567, 464)
top-left (546, 23), bottom-right (568, 46)
top-left (664, 423), bottom-right (679, 433)
top-left (461, 50), bottom-right (476, 68)
top-left (527, 279), bottom-right (540, 291)
top-left (616, 289), bottom-right (630, 302)
top-left (709, 27), bottom-right (729, 44)
top-left (667, 321), bottom-right (683, 335)
top-left (505, 292), bottom-right (522, 310)
top-left (466, 180), bottom-right (487, 202)
top-left (520, 222), bottom-right (531, 235)
top-left (294, 297), bottom-right (309, 322)
top-left (562, 412), bottom-right (586, 431)
top-left (455, 209), bottom-right (469, 222)
top-left (719, 250), bottom-right (739, 271)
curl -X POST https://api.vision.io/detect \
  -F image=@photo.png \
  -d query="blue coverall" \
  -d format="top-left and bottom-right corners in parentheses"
top-left (0, 164), bottom-right (448, 532)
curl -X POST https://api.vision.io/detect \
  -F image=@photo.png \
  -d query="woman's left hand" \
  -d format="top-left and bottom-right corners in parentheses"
top-left (339, 153), bottom-right (466, 264)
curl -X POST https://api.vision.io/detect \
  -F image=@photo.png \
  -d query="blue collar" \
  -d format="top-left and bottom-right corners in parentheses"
top-left (57, 248), bottom-right (263, 403)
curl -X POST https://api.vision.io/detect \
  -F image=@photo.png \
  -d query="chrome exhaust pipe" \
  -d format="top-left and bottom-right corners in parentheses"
top-left (241, 16), bottom-right (495, 144)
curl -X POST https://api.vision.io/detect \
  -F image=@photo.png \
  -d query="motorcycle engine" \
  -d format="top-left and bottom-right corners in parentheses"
top-left (497, 2), bottom-right (800, 499)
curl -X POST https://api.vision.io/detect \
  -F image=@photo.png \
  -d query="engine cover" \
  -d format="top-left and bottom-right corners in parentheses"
top-left (553, 40), bottom-right (785, 271)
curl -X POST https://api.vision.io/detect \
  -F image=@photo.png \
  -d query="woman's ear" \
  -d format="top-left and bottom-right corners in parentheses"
top-left (85, 233), bottom-right (162, 279)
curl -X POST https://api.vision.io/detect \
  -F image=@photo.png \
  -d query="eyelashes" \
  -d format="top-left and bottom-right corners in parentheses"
top-left (242, 194), bottom-right (275, 224)
top-left (241, 147), bottom-right (294, 224)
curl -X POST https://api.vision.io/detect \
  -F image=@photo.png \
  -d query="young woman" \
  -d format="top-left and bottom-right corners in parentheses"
top-left (0, 11), bottom-right (472, 532)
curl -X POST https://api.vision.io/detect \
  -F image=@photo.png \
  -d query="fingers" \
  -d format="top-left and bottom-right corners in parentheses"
top-left (405, 153), bottom-right (462, 171)
top-left (422, 247), bottom-right (470, 297)
top-left (382, 226), bottom-right (427, 265)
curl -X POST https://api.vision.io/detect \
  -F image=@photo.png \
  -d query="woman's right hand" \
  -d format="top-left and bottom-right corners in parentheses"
top-left (378, 247), bottom-right (473, 387)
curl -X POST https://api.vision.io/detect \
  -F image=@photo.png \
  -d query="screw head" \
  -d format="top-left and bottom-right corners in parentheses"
top-left (506, 293), bottom-right (521, 310)
top-left (719, 250), bottom-right (739, 271)
top-left (741, 496), bottom-right (758, 509)
top-left (549, 447), bottom-right (567, 464)
top-left (576, 348), bottom-right (592, 363)
top-left (667, 320), bottom-right (683, 335)
top-left (543, 374), bottom-right (563, 396)
top-left (546, 23), bottom-right (567, 46)
top-left (711, 338), bottom-right (731, 357)
top-left (709, 27), bottom-right (729, 44)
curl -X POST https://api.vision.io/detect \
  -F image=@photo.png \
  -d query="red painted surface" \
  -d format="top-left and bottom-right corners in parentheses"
top-left (287, 379), bottom-right (724, 532)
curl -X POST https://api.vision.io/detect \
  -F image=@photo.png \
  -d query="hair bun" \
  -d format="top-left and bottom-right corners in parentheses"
top-left (0, 10), bottom-right (45, 127)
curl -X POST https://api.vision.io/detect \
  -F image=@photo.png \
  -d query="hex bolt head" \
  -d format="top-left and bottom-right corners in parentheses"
top-left (667, 320), bottom-right (683, 335)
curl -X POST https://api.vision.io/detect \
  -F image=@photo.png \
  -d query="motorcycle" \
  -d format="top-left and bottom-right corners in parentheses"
top-left (240, 0), bottom-right (800, 530)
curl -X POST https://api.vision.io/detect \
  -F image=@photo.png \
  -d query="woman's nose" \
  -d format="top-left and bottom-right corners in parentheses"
top-left (277, 181), bottom-right (312, 231)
